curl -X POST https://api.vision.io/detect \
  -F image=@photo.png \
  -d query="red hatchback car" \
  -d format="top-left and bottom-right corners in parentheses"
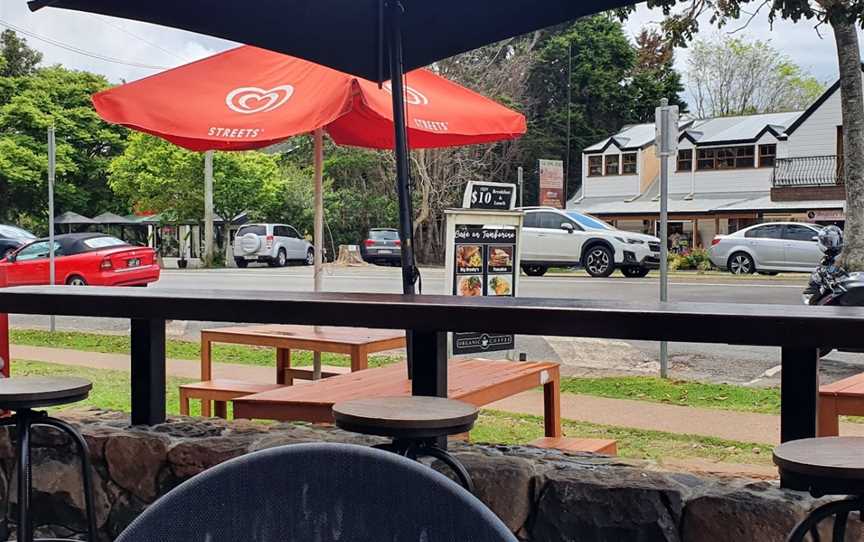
top-left (0, 233), bottom-right (160, 287)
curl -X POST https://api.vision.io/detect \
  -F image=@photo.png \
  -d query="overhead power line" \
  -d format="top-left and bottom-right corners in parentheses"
top-left (0, 18), bottom-right (169, 71)
top-left (86, 13), bottom-right (187, 63)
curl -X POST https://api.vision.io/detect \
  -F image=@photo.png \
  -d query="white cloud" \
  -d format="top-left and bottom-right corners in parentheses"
top-left (0, 1), bottom-right (236, 83)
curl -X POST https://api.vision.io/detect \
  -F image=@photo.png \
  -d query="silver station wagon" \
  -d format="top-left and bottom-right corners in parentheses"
top-left (709, 222), bottom-right (824, 275)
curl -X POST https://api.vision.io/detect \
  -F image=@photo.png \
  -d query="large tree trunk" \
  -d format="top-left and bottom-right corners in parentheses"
top-left (832, 17), bottom-right (864, 271)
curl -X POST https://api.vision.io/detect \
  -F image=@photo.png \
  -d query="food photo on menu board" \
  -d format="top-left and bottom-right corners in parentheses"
top-left (456, 245), bottom-right (483, 273)
top-left (457, 275), bottom-right (484, 296)
top-left (487, 275), bottom-right (512, 296)
top-left (487, 245), bottom-right (513, 273)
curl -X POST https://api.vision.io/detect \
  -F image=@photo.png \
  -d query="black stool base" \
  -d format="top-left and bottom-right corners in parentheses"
top-left (0, 410), bottom-right (98, 542)
top-left (787, 495), bottom-right (864, 542)
top-left (374, 438), bottom-right (474, 493)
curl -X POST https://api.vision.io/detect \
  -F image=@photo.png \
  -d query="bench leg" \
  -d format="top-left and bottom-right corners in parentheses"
top-left (179, 389), bottom-right (190, 416)
top-left (277, 348), bottom-right (291, 385)
top-left (214, 401), bottom-right (228, 419)
top-left (351, 347), bottom-right (369, 372)
top-left (543, 368), bottom-right (562, 438)
top-left (818, 396), bottom-right (840, 437)
top-left (201, 337), bottom-right (213, 417)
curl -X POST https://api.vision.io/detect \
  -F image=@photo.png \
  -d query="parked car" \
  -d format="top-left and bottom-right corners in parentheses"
top-left (360, 228), bottom-right (402, 266)
top-left (709, 222), bottom-right (825, 275)
top-left (0, 233), bottom-right (159, 287)
top-left (519, 207), bottom-right (661, 277)
top-left (0, 225), bottom-right (36, 259)
top-left (233, 223), bottom-right (314, 268)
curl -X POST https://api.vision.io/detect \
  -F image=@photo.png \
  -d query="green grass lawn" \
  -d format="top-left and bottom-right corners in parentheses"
top-left (13, 358), bottom-right (772, 466)
top-left (11, 329), bottom-right (402, 369)
top-left (14, 359), bottom-right (198, 416)
top-left (472, 410), bottom-right (773, 466)
top-left (561, 376), bottom-right (781, 414)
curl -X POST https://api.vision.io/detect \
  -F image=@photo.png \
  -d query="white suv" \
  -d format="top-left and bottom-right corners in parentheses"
top-left (519, 207), bottom-right (661, 278)
top-left (233, 223), bottom-right (314, 268)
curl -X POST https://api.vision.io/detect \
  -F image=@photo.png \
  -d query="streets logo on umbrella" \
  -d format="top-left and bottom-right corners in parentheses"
top-left (226, 85), bottom-right (294, 114)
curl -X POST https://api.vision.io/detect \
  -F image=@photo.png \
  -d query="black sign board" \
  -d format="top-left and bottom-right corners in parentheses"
top-left (452, 225), bottom-right (517, 355)
top-left (465, 182), bottom-right (516, 210)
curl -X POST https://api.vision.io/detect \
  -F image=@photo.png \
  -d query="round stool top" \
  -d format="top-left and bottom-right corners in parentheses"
top-left (0, 377), bottom-right (92, 409)
top-left (333, 397), bottom-right (479, 438)
top-left (774, 437), bottom-right (864, 482)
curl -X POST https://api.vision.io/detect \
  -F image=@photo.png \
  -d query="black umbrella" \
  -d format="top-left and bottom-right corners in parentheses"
top-left (28, 0), bottom-right (639, 296)
top-left (28, 0), bottom-right (641, 381)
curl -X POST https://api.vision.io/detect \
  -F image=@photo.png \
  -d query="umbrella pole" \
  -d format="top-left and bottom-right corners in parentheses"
top-left (387, 1), bottom-right (417, 379)
top-left (312, 128), bottom-right (324, 380)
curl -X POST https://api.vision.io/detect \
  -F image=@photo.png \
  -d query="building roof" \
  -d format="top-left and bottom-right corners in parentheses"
top-left (680, 111), bottom-right (801, 146)
top-left (585, 110), bottom-right (802, 154)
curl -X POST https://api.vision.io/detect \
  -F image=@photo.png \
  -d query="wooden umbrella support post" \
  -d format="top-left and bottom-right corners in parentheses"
top-left (312, 128), bottom-right (325, 380)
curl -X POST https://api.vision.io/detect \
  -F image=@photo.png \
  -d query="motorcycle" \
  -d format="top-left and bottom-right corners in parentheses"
top-left (802, 225), bottom-right (864, 356)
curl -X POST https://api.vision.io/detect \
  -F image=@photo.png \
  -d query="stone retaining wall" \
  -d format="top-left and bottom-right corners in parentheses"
top-left (0, 409), bottom-right (853, 541)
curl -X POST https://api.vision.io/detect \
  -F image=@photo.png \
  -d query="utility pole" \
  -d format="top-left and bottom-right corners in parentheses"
top-left (203, 150), bottom-right (215, 266)
top-left (48, 126), bottom-right (56, 333)
top-left (655, 99), bottom-right (678, 379)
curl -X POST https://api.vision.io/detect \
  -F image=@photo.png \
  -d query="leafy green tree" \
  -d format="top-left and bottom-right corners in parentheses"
top-left (520, 16), bottom-right (686, 201)
top-left (0, 63), bottom-right (127, 231)
top-left (0, 30), bottom-right (42, 78)
top-left (109, 133), bottom-right (282, 239)
top-left (686, 35), bottom-right (825, 117)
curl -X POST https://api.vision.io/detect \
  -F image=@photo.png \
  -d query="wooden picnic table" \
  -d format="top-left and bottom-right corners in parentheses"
top-left (201, 324), bottom-right (406, 384)
top-left (233, 358), bottom-right (563, 438)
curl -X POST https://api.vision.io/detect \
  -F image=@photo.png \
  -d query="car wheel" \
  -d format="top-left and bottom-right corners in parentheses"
top-left (583, 245), bottom-right (615, 277)
top-left (728, 252), bottom-right (755, 275)
top-left (66, 275), bottom-right (87, 286)
top-left (521, 264), bottom-right (548, 277)
top-left (269, 249), bottom-right (287, 268)
top-left (305, 248), bottom-right (315, 266)
top-left (621, 266), bottom-right (650, 278)
top-left (235, 258), bottom-right (248, 268)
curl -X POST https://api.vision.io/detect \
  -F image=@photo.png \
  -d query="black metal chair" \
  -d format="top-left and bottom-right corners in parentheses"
top-left (774, 437), bottom-right (864, 541)
top-left (332, 396), bottom-right (479, 492)
top-left (116, 442), bottom-right (516, 542)
top-left (0, 377), bottom-right (98, 542)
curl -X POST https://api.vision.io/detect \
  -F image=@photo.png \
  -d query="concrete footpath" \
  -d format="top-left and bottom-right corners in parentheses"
top-left (13, 344), bottom-right (864, 446)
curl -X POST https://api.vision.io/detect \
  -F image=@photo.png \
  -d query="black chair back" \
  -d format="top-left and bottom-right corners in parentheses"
top-left (116, 442), bottom-right (517, 542)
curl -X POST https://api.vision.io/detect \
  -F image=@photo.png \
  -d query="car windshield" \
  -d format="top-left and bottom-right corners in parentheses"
top-left (82, 236), bottom-right (126, 249)
top-left (565, 212), bottom-right (614, 231)
top-left (0, 225), bottom-right (36, 241)
top-left (237, 225), bottom-right (266, 236)
top-left (370, 230), bottom-right (399, 240)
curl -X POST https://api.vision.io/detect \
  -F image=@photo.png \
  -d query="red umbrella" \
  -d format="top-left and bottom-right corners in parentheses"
top-left (94, 45), bottom-right (526, 378)
top-left (93, 45), bottom-right (526, 151)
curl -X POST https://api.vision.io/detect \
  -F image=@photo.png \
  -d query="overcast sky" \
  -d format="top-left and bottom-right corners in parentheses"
top-left (0, 1), bottom-right (858, 104)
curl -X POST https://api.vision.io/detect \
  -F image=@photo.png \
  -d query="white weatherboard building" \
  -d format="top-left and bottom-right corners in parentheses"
top-left (570, 76), bottom-right (849, 249)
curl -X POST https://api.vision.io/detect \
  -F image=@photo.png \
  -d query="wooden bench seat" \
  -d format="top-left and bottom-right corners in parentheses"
top-left (530, 437), bottom-right (618, 456)
top-left (234, 358), bottom-right (564, 437)
top-left (819, 373), bottom-right (864, 436)
top-left (180, 379), bottom-right (285, 419)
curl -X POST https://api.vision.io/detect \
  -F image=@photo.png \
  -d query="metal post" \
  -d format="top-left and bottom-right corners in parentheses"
top-left (47, 126), bottom-right (56, 332)
top-left (780, 346), bottom-right (820, 444)
top-left (203, 150), bottom-right (215, 267)
top-left (655, 98), bottom-right (678, 379)
top-left (517, 166), bottom-right (524, 207)
top-left (387, 1), bottom-right (418, 378)
top-left (312, 128), bottom-right (325, 380)
top-left (130, 318), bottom-right (166, 425)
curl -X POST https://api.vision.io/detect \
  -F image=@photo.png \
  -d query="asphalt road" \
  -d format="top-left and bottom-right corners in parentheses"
top-left (11, 265), bottom-right (861, 386)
